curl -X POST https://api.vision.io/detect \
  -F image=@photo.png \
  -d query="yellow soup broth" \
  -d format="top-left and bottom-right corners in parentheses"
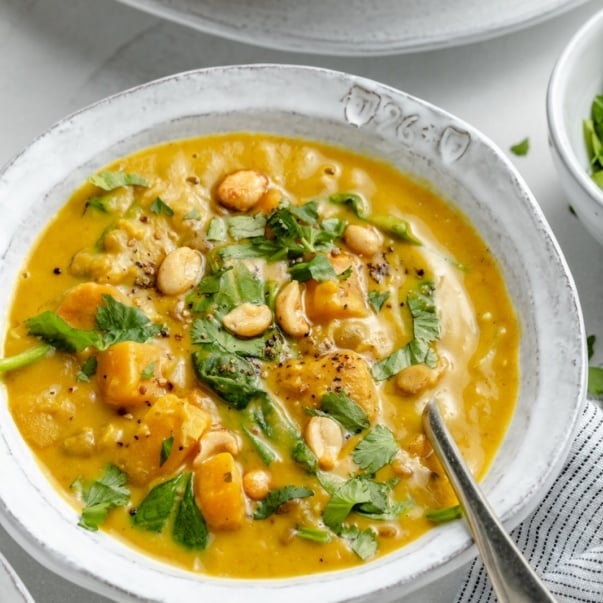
top-left (2, 133), bottom-right (519, 578)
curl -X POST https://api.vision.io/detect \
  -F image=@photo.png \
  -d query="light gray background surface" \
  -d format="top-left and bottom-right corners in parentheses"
top-left (1, 0), bottom-right (602, 600)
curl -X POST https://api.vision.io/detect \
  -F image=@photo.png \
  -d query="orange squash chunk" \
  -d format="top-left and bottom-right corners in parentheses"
top-left (56, 282), bottom-right (123, 330)
top-left (305, 253), bottom-right (368, 322)
top-left (113, 394), bottom-right (211, 485)
top-left (195, 452), bottom-right (245, 531)
top-left (96, 341), bottom-right (164, 407)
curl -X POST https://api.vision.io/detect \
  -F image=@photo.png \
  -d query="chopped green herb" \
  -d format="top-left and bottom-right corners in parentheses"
top-left (367, 290), bottom-right (390, 313)
top-left (510, 138), bottom-right (529, 156)
top-left (291, 440), bottom-right (319, 474)
top-left (295, 526), bottom-right (332, 543)
top-left (76, 357), bottom-right (98, 382)
top-left (241, 425), bottom-right (278, 466)
top-left (340, 525), bottom-right (378, 560)
top-left (183, 208), bottom-right (202, 221)
top-left (226, 214), bottom-right (267, 240)
top-left (289, 254), bottom-right (338, 282)
top-left (132, 473), bottom-right (185, 532)
top-left (372, 282), bottom-right (439, 381)
top-left (588, 366), bottom-right (603, 399)
top-left (172, 473), bottom-right (208, 550)
top-left (26, 312), bottom-right (104, 353)
top-left (0, 344), bottom-right (52, 374)
top-left (72, 464), bottom-right (130, 531)
top-left (160, 436), bottom-right (174, 466)
top-left (309, 391), bottom-right (369, 434)
top-left (587, 334), bottom-right (596, 360)
top-left (191, 317), bottom-right (268, 358)
top-left (352, 425), bottom-right (399, 473)
top-left (89, 171), bottom-right (149, 191)
top-left (150, 197), bottom-right (174, 216)
top-left (84, 197), bottom-right (111, 214)
top-left (253, 485), bottom-right (314, 520)
top-left (583, 95), bottom-right (603, 189)
top-left (140, 361), bottom-right (155, 380)
top-left (206, 217), bottom-right (227, 241)
top-left (426, 505), bottom-right (462, 523)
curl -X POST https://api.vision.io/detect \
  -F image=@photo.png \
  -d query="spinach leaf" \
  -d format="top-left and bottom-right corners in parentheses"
top-left (160, 436), bottom-right (174, 467)
top-left (306, 391), bottom-right (369, 434)
top-left (26, 312), bottom-right (104, 353)
top-left (253, 485), bottom-right (314, 520)
top-left (132, 473), bottom-right (186, 533)
top-left (172, 473), bottom-right (208, 550)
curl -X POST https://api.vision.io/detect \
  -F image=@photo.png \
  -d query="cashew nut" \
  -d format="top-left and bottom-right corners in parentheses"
top-left (343, 224), bottom-right (383, 256)
top-left (216, 170), bottom-right (269, 211)
top-left (305, 416), bottom-right (343, 470)
top-left (193, 428), bottom-right (240, 465)
top-left (243, 469), bottom-right (272, 500)
top-left (222, 303), bottom-right (272, 338)
top-left (156, 247), bottom-right (204, 296)
top-left (275, 281), bottom-right (310, 337)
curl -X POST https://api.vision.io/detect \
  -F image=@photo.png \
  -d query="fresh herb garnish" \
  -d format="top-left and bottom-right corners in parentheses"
top-left (132, 473), bottom-right (185, 532)
top-left (26, 295), bottom-right (162, 353)
top-left (89, 171), bottom-right (149, 191)
top-left (150, 197), bottom-right (174, 216)
top-left (510, 138), bottom-right (530, 156)
top-left (76, 357), bottom-right (98, 382)
top-left (226, 214), bottom-right (267, 240)
top-left (0, 344), bottom-right (52, 374)
top-left (306, 391), bottom-right (369, 434)
top-left (71, 464), bottom-right (130, 531)
top-left (426, 505), bottom-right (462, 523)
top-left (84, 197), bottom-right (111, 214)
top-left (289, 255), bottom-right (338, 282)
top-left (160, 436), bottom-right (174, 466)
top-left (253, 485), bottom-right (314, 520)
top-left (589, 367), bottom-right (603, 399)
top-left (183, 208), bottom-right (202, 221)
top-left (372, 282), bottom-right (439, 381)
top-left (367, 290), bottom-right (390, 313)
top-left (583, 94), bottom-right (603, 189)
top-left (340, 525), bottom-right (378, 560)
top-left (172, 473), bottom-right (209, 550)
top-left (352, 425), bottom-right (399, 473)
top-left (329, 192), bottom-right (420, 244)
top-left (140, 361), bottom-right (156, 380)
top-left (295, 525), bottom-right (332, 543)
top-left (206, 217), bottom-right (227, 241)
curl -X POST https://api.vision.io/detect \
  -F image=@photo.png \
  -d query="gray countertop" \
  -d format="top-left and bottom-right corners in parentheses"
top-left (1, 0), bottom-right (602, 600)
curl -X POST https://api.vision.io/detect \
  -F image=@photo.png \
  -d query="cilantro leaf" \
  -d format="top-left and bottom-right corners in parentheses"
top-left (76, 357), bottom-right (98, 382)
top-left (172, 473), bottom-right (208, 550)
top-left (588, 366), bottom-right (603, 399)
top-left (84, 196), bottom-right (111, 214)
top-left (89, 171), bottom-right (149, 191)
top-left (311, 391), bottom-right (369, 434)
top-left (340, 525), bottom-right (378, 560)
top-left (150, 197), bottom-right (174, 216)
top-left (26, 312), bottom-right (104, 352)
top-left (96, 294), bottom-right (162, 347)
top-left (372, 282), bottom-right (439, 381)
top-left (72, 464), bottom-right (130, 531)
top-left (367, 290), bottom-right (390, 313)
top-left (206, 217), bottom-right (227, 241)
top-left (192, 343), bottom-right (266, 409)
top-left (160, 436), bottom-right (174, 466)
top-left (289, 255), bottom-right (337, 282)
top-left (253, 485), bottom-right (314, 520)
top-left (190, 317), bottom-right (269, 358)
top-left (183, 208), bottom-right (202, 221)
top-left (510, 138), bottom-right (530, 156)
top-left (226, 214), bottom-right (267, 240)
top-left (291, 440), bottom-right (319, 474)
top-left (352, 425), bottom-right (399, 473)
top-left (132, 473), bottom-right (186, 533)
top-left (140, 361), bottom-right (155, 380)
top-left (426, 505), bottom-right (462, 523)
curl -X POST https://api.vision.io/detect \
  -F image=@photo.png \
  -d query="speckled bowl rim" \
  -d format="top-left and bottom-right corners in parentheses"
top-left (0, 64), bottom-right (586, 602)
top-left (547, 8), bottom-right (603, 211)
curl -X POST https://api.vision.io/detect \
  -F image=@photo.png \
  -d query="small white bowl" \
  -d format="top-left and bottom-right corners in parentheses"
top-left (0, 65), bottom-right (586, 602)
top-left (547, 8), bottom-right (603, 245)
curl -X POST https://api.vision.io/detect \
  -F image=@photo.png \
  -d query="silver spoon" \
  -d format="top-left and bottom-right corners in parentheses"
top-left (422, 398), bottom-right (557, 603)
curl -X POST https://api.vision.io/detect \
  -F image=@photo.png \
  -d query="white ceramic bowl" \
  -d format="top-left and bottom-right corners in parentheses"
top-left (547, 8), bottom-right (603, 245)
top-left (0, 65), bottom-right (586, 602)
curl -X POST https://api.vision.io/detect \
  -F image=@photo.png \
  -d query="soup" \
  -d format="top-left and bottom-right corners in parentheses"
top-left (1, 133), bottom-right (518, 578)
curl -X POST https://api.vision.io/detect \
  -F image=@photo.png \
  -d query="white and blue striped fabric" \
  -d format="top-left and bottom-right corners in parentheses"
top-left (456, 400), bottom-right (603, 602)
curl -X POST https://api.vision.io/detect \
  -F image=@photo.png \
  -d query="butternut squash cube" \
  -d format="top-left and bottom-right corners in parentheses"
top-left (96, 341), bottom-right (164, 407)
top-left (195, 451), bottom-right (245, 531)
top-left (56, 282), bottom-right (123, 330)
top-left (114, 394), bottom-right (211, 485)
top-left (305, 254), bottom-right (368, 322)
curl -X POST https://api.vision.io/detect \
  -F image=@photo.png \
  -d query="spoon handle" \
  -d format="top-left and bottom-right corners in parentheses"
top-left (422, 399), bottom-right (557, 603)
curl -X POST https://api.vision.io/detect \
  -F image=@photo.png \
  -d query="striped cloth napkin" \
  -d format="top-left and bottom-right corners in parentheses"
top-left (456, 400), bottom-right (603, 603)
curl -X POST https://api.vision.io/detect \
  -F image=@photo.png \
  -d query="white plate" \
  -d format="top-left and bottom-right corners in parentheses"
top-left (114, 0), bottom-right (588, 55)
top-left (0, 552), bottom-right (34, 603)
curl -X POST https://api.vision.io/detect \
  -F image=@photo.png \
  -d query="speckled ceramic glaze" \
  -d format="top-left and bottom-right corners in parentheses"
top-left (115, 0), bottom-right (587, 55)
top-left (547, 9), bottom-right (603, 246)
top-left (0, 65), bottom-right (586, 602)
